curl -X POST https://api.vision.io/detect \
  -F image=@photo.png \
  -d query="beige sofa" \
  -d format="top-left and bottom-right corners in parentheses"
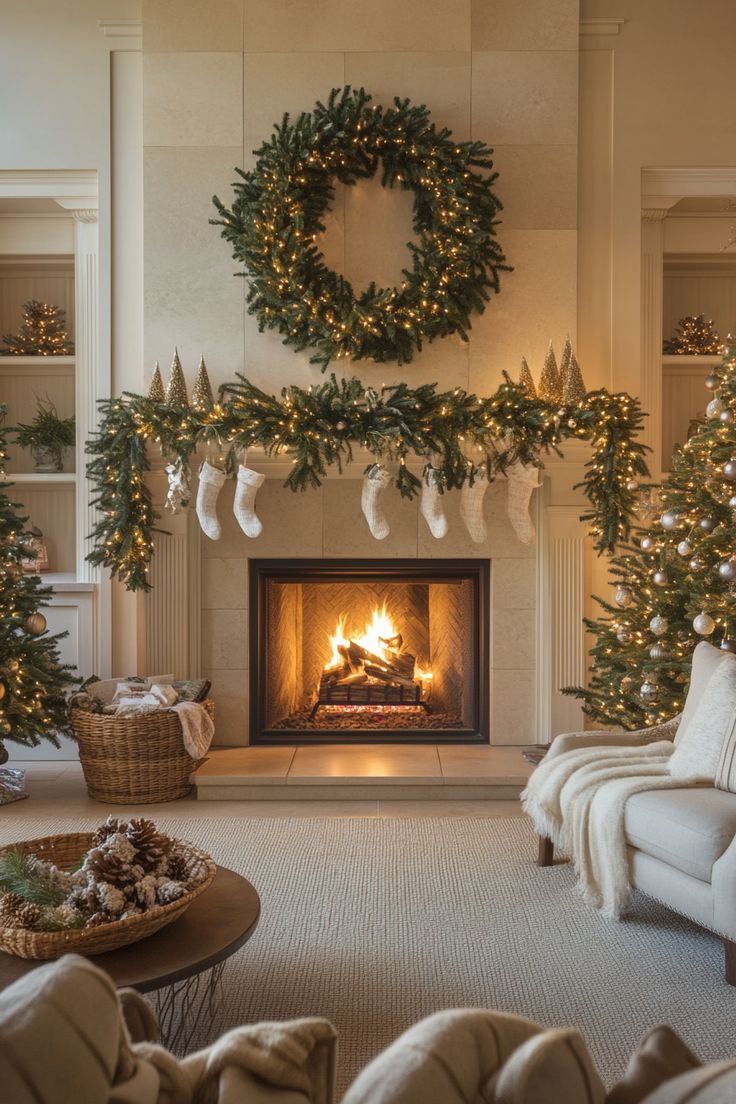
top-left (536, 642), bottom-right (736, 985)
top-left (2, 954), bottom-right (736, 1104)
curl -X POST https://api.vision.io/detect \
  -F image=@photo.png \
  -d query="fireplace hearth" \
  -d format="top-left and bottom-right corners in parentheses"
top-left (249, 559), bottom-right (490, 744)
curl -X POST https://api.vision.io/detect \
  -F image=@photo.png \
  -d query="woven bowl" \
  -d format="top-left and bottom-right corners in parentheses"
top-left (0, 832), bottom-right (216, 960)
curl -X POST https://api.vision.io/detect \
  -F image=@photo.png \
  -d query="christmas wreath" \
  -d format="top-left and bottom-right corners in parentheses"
top-left (211, 86), bottom-right (509, 369)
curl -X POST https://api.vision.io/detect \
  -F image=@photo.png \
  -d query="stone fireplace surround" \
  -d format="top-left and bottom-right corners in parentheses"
top-left (142, 445), bottom-right (592, 748)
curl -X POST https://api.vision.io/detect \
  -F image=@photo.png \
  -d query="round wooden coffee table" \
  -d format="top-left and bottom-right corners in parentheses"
top-left (0, 866), bottom-right (260, 1052)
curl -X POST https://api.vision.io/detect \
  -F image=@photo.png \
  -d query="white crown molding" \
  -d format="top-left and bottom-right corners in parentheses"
top-left (579, 18), bottom-right (625, 35)
top-left (642, 167), bottom-right (736, 205)
top-left (0, 169), bottom-right (97, 202)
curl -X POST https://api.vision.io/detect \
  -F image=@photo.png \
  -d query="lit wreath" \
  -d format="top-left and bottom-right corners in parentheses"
top-left (212, 86), bottom-right (509, 370)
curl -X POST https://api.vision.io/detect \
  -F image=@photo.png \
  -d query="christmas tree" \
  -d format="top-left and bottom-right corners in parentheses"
top-left (663, 314), bottom-right (721, 355)
top-left (2, 300), bottom-right (74, 357)
top-left (567, 335), bottom-right (736, 728)
top-left (0, 407), bottom-right (72, 748)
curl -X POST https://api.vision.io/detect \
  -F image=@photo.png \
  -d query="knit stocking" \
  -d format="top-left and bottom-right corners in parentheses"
top-left (196, 460), bottom-right (226, 541)
top-left (420, 464), bottom-right (448, 539)
top-left (460, 469), bottom-right (489, 544)
top-left (506, 462), bottom-right (541, 544)
top-left (234, 465), bottom-right (266, 538)
top-left (361, 463), bottom-right (391, 540)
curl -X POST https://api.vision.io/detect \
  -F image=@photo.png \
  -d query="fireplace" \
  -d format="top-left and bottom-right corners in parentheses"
top-left (248, 559), bottom-right (490, 744)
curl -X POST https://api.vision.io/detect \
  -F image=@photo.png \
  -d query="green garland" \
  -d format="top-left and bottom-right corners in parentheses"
top-left (86, 375), bottom-right (650, 592)
top-left (211, 86), bottom-right (509, 370)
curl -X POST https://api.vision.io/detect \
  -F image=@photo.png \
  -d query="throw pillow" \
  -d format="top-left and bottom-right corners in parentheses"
top-left (493, 1028), bottom-right (605, 1104)
top-left (676, 641), bottom-right (731, 746)
top-left (172, 678), bottom-right (211, 703)
top-left (669, 654), bottom-right (736, 781)
top-left (642, 1061), bottom-right (736, 1103)
top-left (606, 1025), bottom-right (700, 1104)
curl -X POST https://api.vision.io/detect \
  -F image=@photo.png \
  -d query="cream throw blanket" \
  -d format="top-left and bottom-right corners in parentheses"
top-left (522, 742), bottom-right (706, 919)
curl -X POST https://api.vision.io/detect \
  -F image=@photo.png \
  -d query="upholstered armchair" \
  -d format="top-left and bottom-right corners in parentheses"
top-left (535, 643), bottom-right (736, 985)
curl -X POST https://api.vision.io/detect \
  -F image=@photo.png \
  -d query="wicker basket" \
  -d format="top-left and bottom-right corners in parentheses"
top-left (0, 832), bottom-right (216, 960)
top-left (71, 700), bottom-right (214, 804)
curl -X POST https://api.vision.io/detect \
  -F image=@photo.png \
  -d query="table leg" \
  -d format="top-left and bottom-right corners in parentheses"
top-left (150, 961), bottom-right (226, 1054)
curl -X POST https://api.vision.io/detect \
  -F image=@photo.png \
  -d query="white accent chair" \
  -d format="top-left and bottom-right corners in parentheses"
top-left (536, 642), bottom-right (736, 985)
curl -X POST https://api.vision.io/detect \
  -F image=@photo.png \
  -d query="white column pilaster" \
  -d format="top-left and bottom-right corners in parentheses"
top-left (640, 208), bottom-right (669, 476)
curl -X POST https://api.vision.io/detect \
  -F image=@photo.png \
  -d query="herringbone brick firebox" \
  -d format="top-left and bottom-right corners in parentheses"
top-left (248, 560), bottom-right (490, 744)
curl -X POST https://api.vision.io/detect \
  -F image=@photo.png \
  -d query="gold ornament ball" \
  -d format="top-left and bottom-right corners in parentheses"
top-left (24, 613), bottom-right (47, 635)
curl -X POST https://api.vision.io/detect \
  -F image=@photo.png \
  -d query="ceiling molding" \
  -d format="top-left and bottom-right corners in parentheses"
top-left (642, 167), bottom-right (736, 204)
top-left (0, 170), bottom-right (98, 203)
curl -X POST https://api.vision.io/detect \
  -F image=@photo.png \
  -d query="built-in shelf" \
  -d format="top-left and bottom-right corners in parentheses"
top-left (10, 472), bottom-right (76, 484)
top-left (40, 572), bottom-right (95, 593)
top-left (0, 355), bottom-right (75, 367)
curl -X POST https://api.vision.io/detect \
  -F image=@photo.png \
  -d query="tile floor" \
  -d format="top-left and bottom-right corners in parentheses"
top-left (2, 756), bottom-right (531, 822)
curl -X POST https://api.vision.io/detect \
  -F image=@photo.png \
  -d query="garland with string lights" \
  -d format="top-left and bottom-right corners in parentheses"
top-left (86, 374), bottom-right (649, 592)
top-left (211, 86), bottom-right (509, 370)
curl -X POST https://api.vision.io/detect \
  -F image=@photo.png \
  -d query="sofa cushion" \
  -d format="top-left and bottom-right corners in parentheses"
top-left (624, 787), bottom-right (736, 882)
top-left (676, 641), bottom-right (730, 747)
top-left (669, 655), bottom-right (736, 781)
top-left (606, 1025), bottom-right (700, 1104)
top-left (643, 1061), bottom-right (736, 1103)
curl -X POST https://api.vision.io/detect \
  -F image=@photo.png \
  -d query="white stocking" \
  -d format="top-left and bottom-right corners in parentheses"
top-left (460, 470), bottom-right (489, 544)
top-left (420, 465), bottom-right (448, 539)
top-left (506, 462), bottom-right (541, 545)
top-left (196, 460), bottom-right (226, 541)
top-left (234, 465), bottom-right (265, 538)
top-left (361, 463), bottom-right (391, 540)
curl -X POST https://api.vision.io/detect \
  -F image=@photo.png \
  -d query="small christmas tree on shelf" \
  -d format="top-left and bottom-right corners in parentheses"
top-left (567, 334), bottom-right (736, 728)
top-left (2, 300), bottom-right (74, 357)
top-left (0, 406), bottom-right (73, 752)
top-left (663, 314), bottom-right (721, 355)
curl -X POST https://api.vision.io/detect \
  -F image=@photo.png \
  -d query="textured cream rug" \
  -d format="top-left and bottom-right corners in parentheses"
top-left (2, 815), bottom-right (734, 1092)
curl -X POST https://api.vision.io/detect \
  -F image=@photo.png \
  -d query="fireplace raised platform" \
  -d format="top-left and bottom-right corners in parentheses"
top-left (192, 744), bottom-right (533, 801)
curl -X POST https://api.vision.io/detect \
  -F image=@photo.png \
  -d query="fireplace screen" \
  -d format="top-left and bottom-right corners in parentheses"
top-left (249, 560), bottom-right (489, 743)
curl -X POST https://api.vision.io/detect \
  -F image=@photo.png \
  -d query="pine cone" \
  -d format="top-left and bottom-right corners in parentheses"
top-left (166, 846), bottom-right (208, 887)
top-left (93, 816), bottom-right (124, 846)
top-left (86, 912), bottom-right (110, 928)
top-left (0, 891), bottom-right (27, 927)
top-left (17, 902), bottom-right (41, 930)
top-left (84, 846), bottom-right (132, 887)
top-left (126, 819), bottom-right (172, 870)
top-left (157, 879), bottom-right (186, 905)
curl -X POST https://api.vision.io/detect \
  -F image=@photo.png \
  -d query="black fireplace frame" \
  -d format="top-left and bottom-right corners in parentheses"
top-left (248, 558), bottom-right (490, 745)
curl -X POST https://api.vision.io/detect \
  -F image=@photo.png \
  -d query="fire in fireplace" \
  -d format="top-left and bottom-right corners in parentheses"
top-left (249, 560), bottom-right (489, 744)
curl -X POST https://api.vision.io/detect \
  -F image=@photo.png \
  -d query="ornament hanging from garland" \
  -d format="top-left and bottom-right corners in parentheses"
top-left (211, 86), bottom-right (509, 370)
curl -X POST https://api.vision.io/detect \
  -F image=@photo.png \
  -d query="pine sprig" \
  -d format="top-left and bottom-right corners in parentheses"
top-left (0, 850), bottom-right (67, 906)
top-left (86, 375), bottom-right (650, 592)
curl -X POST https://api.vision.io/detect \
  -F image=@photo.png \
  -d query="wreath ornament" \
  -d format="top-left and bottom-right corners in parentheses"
top-left (212, 86), bottom-right (509, 370)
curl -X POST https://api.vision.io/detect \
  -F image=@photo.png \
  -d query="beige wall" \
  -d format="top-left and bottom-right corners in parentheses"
top-left (142, 0), bottom-right (580, 394)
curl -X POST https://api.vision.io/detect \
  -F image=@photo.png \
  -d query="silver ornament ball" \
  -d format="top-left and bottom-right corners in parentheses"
top-left (650, 615), bottom-right (668, 637)
top-left (660, 510), bottom-right (680, 531)
top-left (640, 535), bottom-right (656, 552)
top-left (614, 585), bottom-right (634, 609)
top-left (649, 643), bottom-right (667, 659)
top-left (653, 570), bottom-right (669, 587)
top-left (718, 558), bottom-right (736, 581)
top-left (640, 680), bottom-right (659, 702)
top-left (677, 539), bottom-right (692, 557)
top-left (707, 397), bottom-right (724, 418)
top-left (616, 627), bottom-right (632, 644)
top-left (721, 409), bottom-right (734, 425)
top-left (699, 516), bottom-right (718, 532)
top-left (723, 461), bottom-right (736, 480)
top-left (693, 611), bottom-right (716, 636)
top-left (705, 374), bottom-right (721, 391)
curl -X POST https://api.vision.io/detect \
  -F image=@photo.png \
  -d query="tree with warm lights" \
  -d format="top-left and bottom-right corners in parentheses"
top-left (0, 407), bottom-right (72, 750)
top-left (663, 313), bottom-right (720, 355)
top-left (567, 335), bottom-right (736, 729)
top-left (2, 299), bottom-right (74, 357)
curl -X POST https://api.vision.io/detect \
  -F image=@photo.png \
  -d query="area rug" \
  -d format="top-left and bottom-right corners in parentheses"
top-left (2, 815), bottom-right (734, 1093)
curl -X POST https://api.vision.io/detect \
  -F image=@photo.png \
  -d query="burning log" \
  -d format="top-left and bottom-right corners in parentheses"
top-left (364, 664), bottom-right (417, 689)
